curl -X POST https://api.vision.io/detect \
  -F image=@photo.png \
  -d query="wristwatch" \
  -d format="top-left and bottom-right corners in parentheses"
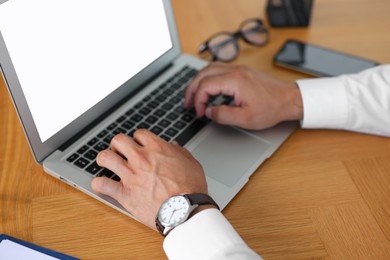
top-left (155, 193), bottom-right (219, 236)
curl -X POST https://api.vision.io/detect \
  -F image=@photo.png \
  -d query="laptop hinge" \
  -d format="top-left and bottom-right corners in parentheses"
top-left (59, 62), bottom-right (174, 152)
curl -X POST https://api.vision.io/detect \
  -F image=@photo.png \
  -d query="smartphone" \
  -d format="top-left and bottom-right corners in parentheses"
top-left (273, 39), bottom-right (379, 77)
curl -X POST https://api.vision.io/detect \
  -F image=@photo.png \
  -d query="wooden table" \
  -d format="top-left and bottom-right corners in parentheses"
top-left (1, 0), bottom-right (390, 259)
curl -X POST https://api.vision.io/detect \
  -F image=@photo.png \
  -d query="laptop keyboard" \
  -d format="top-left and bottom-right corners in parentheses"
top-left (65, 65), bottom-right (209, 181)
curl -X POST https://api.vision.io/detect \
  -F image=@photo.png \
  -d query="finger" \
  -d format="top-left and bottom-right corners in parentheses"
top-left (185, 62), bottom-right (229, 108)
top-left (133, 129), bottom-right (160, 147)
top-left (205, 105), bottom-right (248, 127)
top-left (184, 62), bottom-right (235, 108)
top-left (193, 75), bottom-right (238, 117)
top-left (91, 176), bottom-right (124, 203)
top-left (110, 133), bottom-right (138, 150)
top-left (109, 133), bottom-right (141, 162)
top-left (96, 149), bottom-right (133, 180)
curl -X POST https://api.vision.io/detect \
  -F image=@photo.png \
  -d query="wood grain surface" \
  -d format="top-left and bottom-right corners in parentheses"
top-left (1, 0), bottom-right (390, 259)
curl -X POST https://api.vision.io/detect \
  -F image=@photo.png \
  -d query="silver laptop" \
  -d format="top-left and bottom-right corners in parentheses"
top-left (0, 0), bottom-right (296, 218)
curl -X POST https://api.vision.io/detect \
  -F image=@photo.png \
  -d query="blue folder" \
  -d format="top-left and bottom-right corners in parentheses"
top-left (0, 234), bottom-right (79, 260)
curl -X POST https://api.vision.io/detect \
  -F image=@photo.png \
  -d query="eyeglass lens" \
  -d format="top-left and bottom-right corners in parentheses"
top-left (240, 20), bottom-right (268, 46)
top-left (201, 19), bottom-right (268, 62)
top-left (208, 33), bottom-right (238, 61)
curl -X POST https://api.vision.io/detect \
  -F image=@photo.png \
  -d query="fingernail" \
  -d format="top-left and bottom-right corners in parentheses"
top-left (205, 107), bottom-right (212, 118)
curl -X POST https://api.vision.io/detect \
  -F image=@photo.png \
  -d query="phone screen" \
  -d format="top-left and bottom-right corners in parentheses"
top-left (273, 39), bottom-right (379, 77)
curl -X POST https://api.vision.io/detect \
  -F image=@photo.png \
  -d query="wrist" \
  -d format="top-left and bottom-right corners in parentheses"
top-left (283, 82), bottom-right (303, 121)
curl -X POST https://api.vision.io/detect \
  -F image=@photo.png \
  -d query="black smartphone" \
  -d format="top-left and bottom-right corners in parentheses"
top-left (273, 39), bottom-right (379, 77)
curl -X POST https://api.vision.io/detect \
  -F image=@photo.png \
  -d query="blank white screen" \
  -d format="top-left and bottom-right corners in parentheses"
top-left (0, 0), bottom-right (172, 142)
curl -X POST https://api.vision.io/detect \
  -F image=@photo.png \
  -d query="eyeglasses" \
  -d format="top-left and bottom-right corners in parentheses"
top-left (198, 18), bottom-right (269, 62)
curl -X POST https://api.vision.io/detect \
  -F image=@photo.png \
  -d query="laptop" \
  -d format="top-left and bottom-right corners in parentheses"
top-left (0, 0), bottom-right (296, 218)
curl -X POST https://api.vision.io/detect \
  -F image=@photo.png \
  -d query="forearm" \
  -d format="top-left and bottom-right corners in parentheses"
top-left (296, 65), bottom-right (390, 137)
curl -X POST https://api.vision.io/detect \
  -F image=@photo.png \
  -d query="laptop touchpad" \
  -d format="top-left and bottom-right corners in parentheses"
top-left (190, 125), bottom-right (270, 187)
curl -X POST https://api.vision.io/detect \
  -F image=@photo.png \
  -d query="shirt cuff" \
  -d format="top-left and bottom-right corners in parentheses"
top-left (163, 208), bottom-right (259, 260)
top-left (296, 77), bottom-right (348, 130)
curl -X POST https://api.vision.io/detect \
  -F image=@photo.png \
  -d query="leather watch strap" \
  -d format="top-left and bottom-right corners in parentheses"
top-left (184, 193), bottom-right (220, 210)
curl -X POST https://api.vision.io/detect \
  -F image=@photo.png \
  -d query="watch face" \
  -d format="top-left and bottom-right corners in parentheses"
top-left (158, 195), bottom-right (191, 227)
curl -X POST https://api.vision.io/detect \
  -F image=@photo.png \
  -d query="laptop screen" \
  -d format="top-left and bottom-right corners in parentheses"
top-left (0, 0), bottom-right (172, 143)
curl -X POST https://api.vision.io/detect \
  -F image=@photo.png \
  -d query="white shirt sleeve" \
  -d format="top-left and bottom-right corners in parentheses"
top-left (163, 208), bottom-right (262, 260)
top-left (297, 64), bottom-right (390, 136)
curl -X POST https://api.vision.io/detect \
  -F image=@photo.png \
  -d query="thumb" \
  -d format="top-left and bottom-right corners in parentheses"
top-left (205, 105), bottom-right (246, 127)
top-left (91, 176), bottom-right (123, 202)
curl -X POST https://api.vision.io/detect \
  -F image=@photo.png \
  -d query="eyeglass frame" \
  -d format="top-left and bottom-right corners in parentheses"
top-left (198, 18), bottom-right (269, 62)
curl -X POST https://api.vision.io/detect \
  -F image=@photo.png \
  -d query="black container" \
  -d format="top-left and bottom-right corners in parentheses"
top-left (266, 0), bottom-right (313, 27)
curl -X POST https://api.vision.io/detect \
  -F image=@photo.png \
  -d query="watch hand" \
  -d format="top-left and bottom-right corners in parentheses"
top-left (168, 209), bottom-right (177, 223)
top-left (169, 207), bottom-right (186, 223)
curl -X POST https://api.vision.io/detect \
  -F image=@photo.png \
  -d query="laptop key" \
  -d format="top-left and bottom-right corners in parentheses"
top-left (107, 122), bottom-right (118, 130)
top-left (74, 157), bottom-right (90, 169)
top-left (116, 115), bottom-right (126, 123)
top-left (171, 83), bottom-right (181, 90)
top-left (77, 145), bottom-right (89, 155)
top-left (175, 119), bottom-right (207, 146)
top-left (67, 153), bottom-right (79, 163)
top-left (167, 112), bottom-right (179, 121)
top-left (158, 83), bottom-right (167, 90)
top-left (113, 127), bottom-right (126, 135)
top-left (147, 101), bottom-right (159, 109)
top-left (173, 121), bottom-right (186, 129)
top-left (186, 69), bottom-right (198, 77)
top-left (128, 129), bottom-right (136, 137)
top-left (165, 127), bottom-right (178, 137)
top-left (130, 114), bottom-right (143, 122)
top-left (169, 96), bottom-right (181, 104)
top-left (97, 168), bottom-right (120, 182)
top-left (134, 102), bottom-right (143, 109)
top-left (94, 142), bottom-right (109, 151)
top-left (158, 119), bottom-right (171, 128)
top-left (87, 137), bottom-right (99, 146)
top-left (86, 161), bottom-right (102, 175)
top-left (174, 106), bottom-right (186, 114)
top-left (97, 130), bottom-right (108, 138)
top-left (98, 168), bottom-right (115, 178)
top-left (139, 107), bottom-right (152, 115)
top-left (181, 113), bottom-right (194, 122)
top-left (160, 135), bottom-right (171, 142)
top-left (178, 77), bottom-right (189, 84)
top-left (163, 88), bottom-right (175, 96)
top-left (162, 103), bottom-right (173, 111)
top-left (112, 174), bottom-right (121, 182)
top-left (122, 120), bottom-right (135, 130)
top-left (156, 94), bottom-right (168, 102)
top-left (151, 126), bottom-right (163, 135)
top-left (125, 108), bottom-right (135, 116)
top-left (146, 115), bottom-right (158, 124)
top-left (137, 122), bottom-right (151, 130)
top-left (103, 134), bottom-right (115, 144)
top-left (154, 109), bottom-right (166, 117)
top-left (84, 149), bottom-right (98, 160)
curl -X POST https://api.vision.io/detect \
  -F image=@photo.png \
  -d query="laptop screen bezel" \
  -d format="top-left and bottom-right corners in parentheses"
top-left (0, 0), bottom-right (181, 163)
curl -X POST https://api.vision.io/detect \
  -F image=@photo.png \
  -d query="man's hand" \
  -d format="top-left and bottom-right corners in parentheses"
top-left (184, 62), bottom-right (303, 130)
top-left (91, 130), bottom-right (208, 230)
